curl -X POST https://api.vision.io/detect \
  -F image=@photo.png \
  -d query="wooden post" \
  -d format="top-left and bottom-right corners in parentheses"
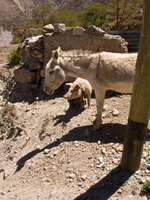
top-left (120, 0), bottom-right (150, 172)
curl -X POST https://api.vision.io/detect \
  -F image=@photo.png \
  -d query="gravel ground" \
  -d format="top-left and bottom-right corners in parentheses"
top-left (0, 45), bottom-right (149, 200)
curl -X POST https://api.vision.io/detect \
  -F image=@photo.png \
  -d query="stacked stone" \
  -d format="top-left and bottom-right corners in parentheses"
top-left (14, 23), bottom-right (67, 86)
top-left (14, 24), bottom-right (55, 87)
top-left (14, 35), bottom-right (44, 86)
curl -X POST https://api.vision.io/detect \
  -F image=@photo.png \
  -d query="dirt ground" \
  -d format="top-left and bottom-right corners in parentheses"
top-left (0, 45), bottom-right (149, 200)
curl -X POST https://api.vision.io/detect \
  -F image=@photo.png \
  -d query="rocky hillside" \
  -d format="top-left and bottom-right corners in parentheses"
top-left (0, 0), bottom-right (109, 24)
top-left (0, 0), bottom-right (54, 23)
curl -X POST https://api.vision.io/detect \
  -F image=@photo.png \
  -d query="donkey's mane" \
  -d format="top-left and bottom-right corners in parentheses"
top-left (60, 49), bottom-right (93, 58)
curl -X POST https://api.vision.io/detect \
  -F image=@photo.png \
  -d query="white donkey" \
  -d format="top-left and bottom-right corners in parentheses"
top-left (44, 47), bottom-right (137, 130)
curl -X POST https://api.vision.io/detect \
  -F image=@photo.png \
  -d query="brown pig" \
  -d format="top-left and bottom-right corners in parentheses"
top-left (64, 78), bottom-right (92, 110)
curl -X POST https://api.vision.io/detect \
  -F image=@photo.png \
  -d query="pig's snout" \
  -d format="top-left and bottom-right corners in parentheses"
top-left (64, 93), bottom-right (70, 99)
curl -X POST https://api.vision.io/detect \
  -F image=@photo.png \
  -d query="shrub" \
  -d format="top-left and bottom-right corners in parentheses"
top-left (7, 49), bottom-right (22, 64)
top-left (109, 22), bottom-right (117, 30)
top-left (81, 3), bottom-right (107, 28)
top-left (127, 20), bottom-right (142, 30)
top-left (140, 180), bottom-right (150, 199)
top-left (11, 36), bottom-right (22, 44)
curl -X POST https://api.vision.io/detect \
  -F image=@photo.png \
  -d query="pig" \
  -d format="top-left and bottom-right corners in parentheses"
top-left (64, 78), bottom-right (92, 110)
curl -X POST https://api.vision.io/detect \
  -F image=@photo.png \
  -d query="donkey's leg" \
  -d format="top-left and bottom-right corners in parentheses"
top-left (93, 88), bottom-right (106, 131)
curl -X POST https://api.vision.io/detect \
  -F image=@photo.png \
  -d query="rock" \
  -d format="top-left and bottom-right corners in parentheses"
top-left (102, 112), bottom-right (107, 118)
top-left (81, 174), bottom-right (87, 181)
top-left (34, 43), bottom-right (44, 50)
top-left (14, 68), bottom-right (36, 83)
top-left (0, 191), bottom-right (5, 195)
top-left (101, 147), bottom-right (106, 154)
top-left (147, 164), bottom-right (150, 170)
top-left (31, 49), bottom-right (44, 59)
top-left (97, 162), bottom-right (105, 168)
top-left (78, 182), bottom-right (83, 186)
top-left (53, 151), bottom-right (58, 156)
top-left (112, 108), bottom-right (119, 116)
top-left (44, 149), bottom-right (50, 154)
top-left (73, 27), bottom-right (85, 35)
top-left (103, 104), bottom-right (109, 111)
top-left (40, 69), bottom-right (45, 78)
top-left (68, 173), bottom-right (76, 179)
top-left (97, 140), bottom-right (101, 145)
top-left (43, 166), bottom-right (47, 170)
top-left (30, 50), bottom-right (43, 59)
top-left (143, 151), bottom-right (148, 158)
top-left (94, 27), bottom-right (105, 34)
top-left (43, 24), bottom-right (54, 35)
top-left (28, 35), bottom-right (43, 47)
top-left (3, 170), bottom-right (10, 180)
top-left (29, 58), bottom-right (42, 70)
top-left (24, 45), bottom-right (31, 52)
top-left (85, 25), bottom-right (96, 34)
top-left (20, 50), bottom-right (32, 67)
top-left (98, 157), bottom-right (103, 163)
top-left (85, 25), bottom-right (105, 34)
top-left (53, 23), bottom-right (65, 33)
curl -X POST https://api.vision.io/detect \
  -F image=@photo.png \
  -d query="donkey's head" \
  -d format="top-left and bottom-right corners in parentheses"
top-left (43, 47), bottom-right (66, 95)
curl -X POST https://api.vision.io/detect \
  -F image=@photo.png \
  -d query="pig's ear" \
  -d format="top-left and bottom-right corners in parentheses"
top-left (65, 83), bottom-right (72, 86)
top-left (75, 83), bottom-right (80, 89)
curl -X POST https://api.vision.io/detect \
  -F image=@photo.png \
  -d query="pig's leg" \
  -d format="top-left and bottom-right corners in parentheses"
top-left (87, 93), bottom-right (91, 108)
top-left (80, 94), bottom-right (85, 111)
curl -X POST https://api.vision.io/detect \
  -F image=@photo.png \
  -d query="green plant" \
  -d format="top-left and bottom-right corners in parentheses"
top-left (81, 3), bottom-right (107, 28)
top-left (58, 10), bottom-right (79, 27)
top-left (131, 190), bottom-right (136, 196)
top-left (39, 117), bottom-right (50, 140)
top-left (31, 3), bottom-right (55, 26)
top-left (7, 49), bottom-right (22, 64)
top-left (21, 124), bottom-right (25, 128)
top-left (140, 180), bottom-right (150, 199)
top-left (127, 20), bottom-right (142, 30)
top-left (11, 36), bottom-right (22, 44)
top-left (62, 121), bottom-right (67, 127)
top-left (109, 22), bottom-right (117, 30)
top-left (109, 0), bottom-right (142, 30)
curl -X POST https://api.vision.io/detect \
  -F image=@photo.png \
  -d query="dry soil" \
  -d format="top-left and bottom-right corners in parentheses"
top-left (0, 45), bottom-right (149, 200)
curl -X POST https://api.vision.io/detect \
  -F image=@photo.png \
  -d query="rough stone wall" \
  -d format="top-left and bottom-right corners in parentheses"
top-left (15, 23), bottom-right (128, 88)
top-left (44, 24), bottom-right (128, 67)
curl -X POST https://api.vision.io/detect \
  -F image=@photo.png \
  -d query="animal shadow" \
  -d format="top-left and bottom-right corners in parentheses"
top-left (54, 98), bottom-right (84, 125)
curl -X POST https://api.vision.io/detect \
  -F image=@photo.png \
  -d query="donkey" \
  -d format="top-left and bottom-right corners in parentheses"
top-left (43, 47), bottom-right (137, 130)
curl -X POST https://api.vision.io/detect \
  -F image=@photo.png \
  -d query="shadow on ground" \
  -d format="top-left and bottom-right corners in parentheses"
top-left (15, 121), bottom-right (149, 199)
top-left (75, 167), bottom-right (133, 200)
top-left (5, 80), bottom-right (70, 104)
top-left (15, 121), bottom-right (150, 173)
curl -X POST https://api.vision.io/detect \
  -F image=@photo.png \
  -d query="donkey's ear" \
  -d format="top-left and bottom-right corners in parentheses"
top-left (52, 50), bottom-right (59, 61)
top-left (74, 83), bottom-right (80, 89)
top-left (52, 46), bottom-right (62, 61)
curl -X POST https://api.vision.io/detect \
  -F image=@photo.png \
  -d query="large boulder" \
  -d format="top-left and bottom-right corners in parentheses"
top-left (14, 68), bottom-right (36, 83)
